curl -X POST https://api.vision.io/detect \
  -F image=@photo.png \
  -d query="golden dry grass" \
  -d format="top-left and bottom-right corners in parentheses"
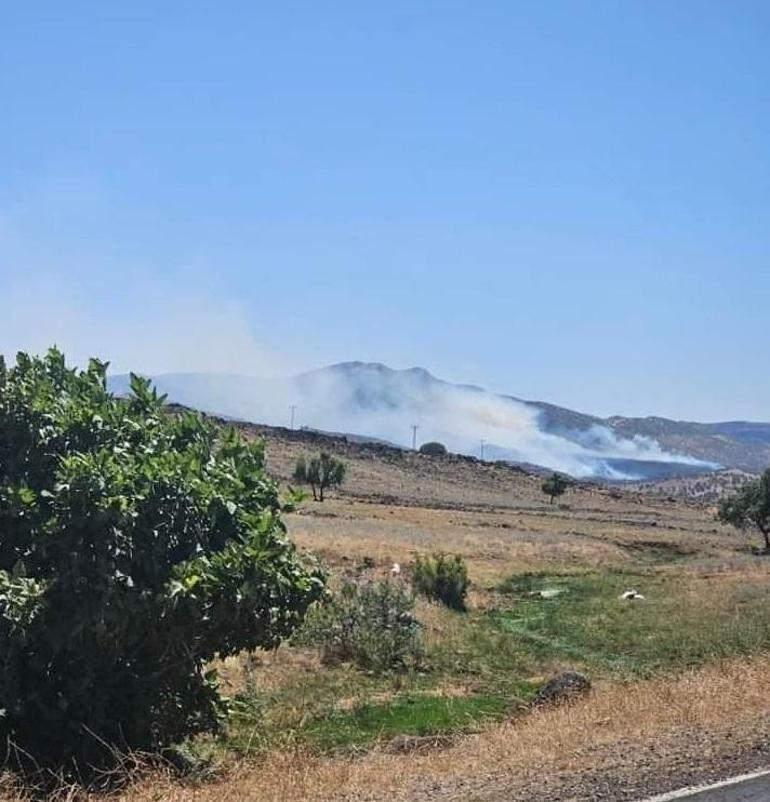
top-left (9, 655), bottom-right (765, 802)
top-left (287, 496), bottom-right (741, 587)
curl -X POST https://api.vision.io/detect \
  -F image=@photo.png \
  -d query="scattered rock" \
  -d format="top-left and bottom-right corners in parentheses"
top-left (619, 589), bottom-right (645, 601)
top-left (533, 671), bottom-right (591, 707)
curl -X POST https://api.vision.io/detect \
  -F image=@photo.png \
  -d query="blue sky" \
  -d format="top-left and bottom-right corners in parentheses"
top-left (1, 1), bottom-right (768, 421)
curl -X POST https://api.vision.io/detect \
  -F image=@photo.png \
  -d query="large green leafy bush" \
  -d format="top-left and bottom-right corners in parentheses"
top-left (0, 349), bottom-right (324, 769)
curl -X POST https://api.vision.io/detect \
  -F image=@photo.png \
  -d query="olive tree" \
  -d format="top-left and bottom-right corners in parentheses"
top-left (718, 468), bottom-right (770, 551)
top-left (0, 348), bottom-right (324, 769)
top-left (293, 451), bottom-right (346, 501)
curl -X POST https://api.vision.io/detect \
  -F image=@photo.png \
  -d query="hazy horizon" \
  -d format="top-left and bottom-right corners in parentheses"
top-left (103, 360), bottom-right (766, 428)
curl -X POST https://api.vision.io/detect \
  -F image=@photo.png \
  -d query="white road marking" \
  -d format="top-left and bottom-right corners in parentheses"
top-left (636, 767), bottom-right (770, 801)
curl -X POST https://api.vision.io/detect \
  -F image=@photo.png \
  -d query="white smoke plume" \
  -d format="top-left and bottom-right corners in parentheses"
top-left (107, 363), bottom-right (713, 480)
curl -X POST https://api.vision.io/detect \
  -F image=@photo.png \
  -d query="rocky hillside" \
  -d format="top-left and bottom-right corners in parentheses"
top-left (625, 469), bottom-right (759, 504)
top-left (606, 417), bottom-right (770, 473)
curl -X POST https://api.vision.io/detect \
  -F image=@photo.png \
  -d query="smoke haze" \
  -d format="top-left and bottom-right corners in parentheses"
top-left (107, 363), bottom-right (712, 480)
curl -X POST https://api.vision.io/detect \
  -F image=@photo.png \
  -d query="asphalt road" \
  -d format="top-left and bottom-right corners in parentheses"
top-left (644, 771), bottom-right (770, 802)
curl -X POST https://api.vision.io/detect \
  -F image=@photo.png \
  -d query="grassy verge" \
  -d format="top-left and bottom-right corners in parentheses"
top-left (213, 566), bottom-right (770, 762)
top-left (222, 616), bottom-right (539, 756)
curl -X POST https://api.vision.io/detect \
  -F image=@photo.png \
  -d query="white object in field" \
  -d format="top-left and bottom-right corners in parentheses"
top-left (619, 589), bottom-right (645, 601)
top-left (525, 588), bottom-right (564, 599)
top-left (390, 563), bottom-right (401, 576)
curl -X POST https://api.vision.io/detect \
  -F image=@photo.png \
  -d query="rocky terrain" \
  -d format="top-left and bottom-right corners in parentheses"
top-left (626, 468), bottom-right (759, 504)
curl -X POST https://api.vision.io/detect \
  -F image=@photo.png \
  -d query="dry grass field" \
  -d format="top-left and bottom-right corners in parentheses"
top-left (20, 657), bottom-right (769, 802)
top-left (257, 423), bottom-right (743, 583)
top-left (5, 423), bottom-right (770, 801)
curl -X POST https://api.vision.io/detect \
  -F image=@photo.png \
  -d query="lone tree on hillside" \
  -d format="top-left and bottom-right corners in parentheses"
top-left (419, 441), bottom-right (448, 457)
top-left (718, 468), bottom-right (770, 551)
top-left (0, 348), bottom-right (324, 771)
top-left (542, 472), bottom-right (570, 504)
top-left (293, 451), bottom-right (347, 501)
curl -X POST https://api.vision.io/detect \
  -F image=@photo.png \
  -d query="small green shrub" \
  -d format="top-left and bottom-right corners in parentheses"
top-left (0, 348), bottom-right (325, 770)
top-left (413, 553), bottom-right (470, 611)
top-left (297, 578), bottom-right (423, 672)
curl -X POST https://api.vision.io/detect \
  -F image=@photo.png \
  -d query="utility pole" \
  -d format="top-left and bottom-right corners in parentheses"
top-left (411, 424), bottom-right (419, 451)
top-left (289, 404), bottom-right (297, 430)
top-left (480, 439), bottom-right (485, 460)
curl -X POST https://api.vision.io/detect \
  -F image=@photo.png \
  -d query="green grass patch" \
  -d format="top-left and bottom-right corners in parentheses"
top-left (428, 616), bottom-right (538, 685)
top-left (301, 693), bottom-right (510, 751)
top-left (494, 571), bottom-right (770, 678)
top-left (222, 604), bottom-right (541, 757)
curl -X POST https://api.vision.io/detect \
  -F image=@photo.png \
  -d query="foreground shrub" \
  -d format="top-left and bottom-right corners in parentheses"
top-left (412, 553), bottom-right (469, 611)
top-left (0, 349), bottom-right (324, 770)
top-left (297, 578), bottom-right (423, 672)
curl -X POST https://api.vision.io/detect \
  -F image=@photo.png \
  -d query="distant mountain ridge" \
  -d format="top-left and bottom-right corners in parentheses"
top-left (526, 399), bottom-right (770, 473)
top-left (108, 361), bottom-right (770, 479)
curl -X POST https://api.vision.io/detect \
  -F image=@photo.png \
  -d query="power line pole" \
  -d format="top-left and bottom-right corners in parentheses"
top-left (289, 404), bottom-right (297, 430)
top-left (480, 439), bottom-right (485, 460)
top-left (411, 424), bottom-right (419, 450)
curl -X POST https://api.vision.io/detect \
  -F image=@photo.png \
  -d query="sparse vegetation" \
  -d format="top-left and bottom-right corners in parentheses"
top-left (125, 428), bottom-right (770, 793)
top-left (419, 441), bottom-right (448, 456)
top-left (213, 561), bottom-right (770, 779)
top-left (541, 472), bottom-right (570, 504)
top-left (296, 578), bottom-right (423, 672)
top-left (718, 467), bottom-right (770, 550)
top-left (293, 451), bottom-right (347, 501)
top-left (0, 349), bottom-right (324, 770)
top-left (4, 387), bottom-right (770, 799)
top-left (412, 553), bottom-right (470, 611)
